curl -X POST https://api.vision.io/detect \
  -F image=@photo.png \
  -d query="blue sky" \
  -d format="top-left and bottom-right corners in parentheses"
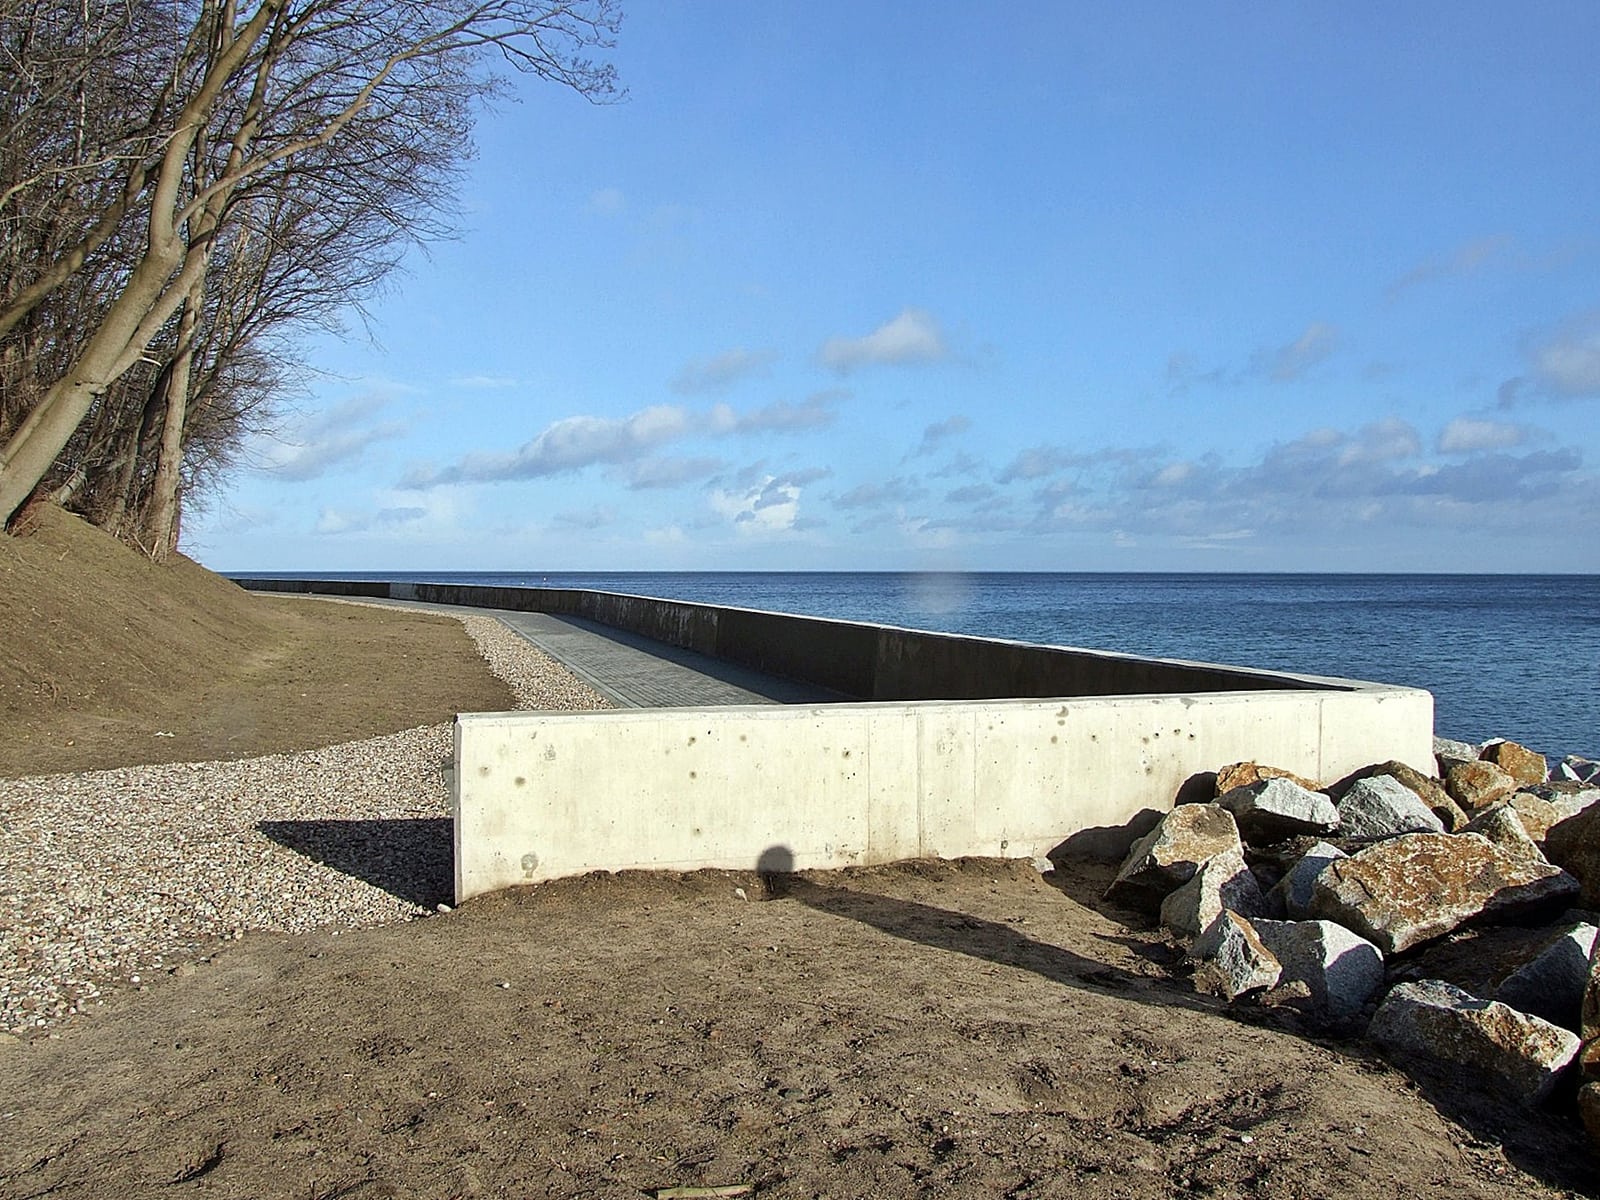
top-left (191, 2), bottom-right (1600, 573)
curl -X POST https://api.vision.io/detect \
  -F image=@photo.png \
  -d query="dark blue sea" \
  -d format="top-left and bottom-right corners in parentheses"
top-left (260, 571), bottom-right (1599, 762)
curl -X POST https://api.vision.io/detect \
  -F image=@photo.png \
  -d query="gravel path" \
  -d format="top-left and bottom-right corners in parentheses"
top-left (0, 612), bottom-right (609, 1036)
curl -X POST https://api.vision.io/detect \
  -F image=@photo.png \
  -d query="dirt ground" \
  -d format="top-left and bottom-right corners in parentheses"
top-left (1, 510), bottom-right (1595, 1198)
top-left (3, 860), bottom-right (1595, 1199)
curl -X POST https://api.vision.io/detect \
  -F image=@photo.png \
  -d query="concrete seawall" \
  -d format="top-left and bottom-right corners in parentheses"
top-left (233, 577), bottom-right (1436, 902)
top-left (235, 577), bottom-right (1341, 701)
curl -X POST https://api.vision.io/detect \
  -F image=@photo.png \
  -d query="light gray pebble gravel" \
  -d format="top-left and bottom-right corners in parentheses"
top-left (0, 608), bottom-right (609, 1035)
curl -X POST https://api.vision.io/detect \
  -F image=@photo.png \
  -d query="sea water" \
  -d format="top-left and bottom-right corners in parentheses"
top-left (266, 571), bottom-right (1599, 761)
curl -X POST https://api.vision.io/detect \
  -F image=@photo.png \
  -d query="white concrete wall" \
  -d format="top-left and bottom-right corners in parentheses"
top-left (453, 684), bottom-right (1434, 901)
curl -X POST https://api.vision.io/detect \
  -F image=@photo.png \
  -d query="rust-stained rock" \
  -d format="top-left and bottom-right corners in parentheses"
top-left (1214, 761), bottom-right (1320, 796)
top-left (1159, 847), bottom-right (1266, 938)
top-left (1582, 933), bottom-right (1600, 1051)
top-left (1444, 760), bottom-right (1518, 814)
top-left (1578, 1081), bottom-right (1600, 1143)
top-left (1190, 910), bottom-right (1281, 1000)
top-left (1104, 804), bottom-right (1242, 909)
top-left (1402, 924), bottom-right (1580, 1002)
top-left (1481, 739), bottom-right (1549, 786)
top-left (1512, 786), bottom-right (1600, 846)
top-left (1461, 804), bottom-right (1544, 862)
top-left (1369, 978), bottom-right (1579, 1106)
top-left (1544, 804), bottom-right (1600, 907)
top-left (1513, 793), bottom-right (1576, 845)
top-left (1308, 833), bottom-right (1579, 954)
top-left (1216, 777), bottom-right (1339, 844)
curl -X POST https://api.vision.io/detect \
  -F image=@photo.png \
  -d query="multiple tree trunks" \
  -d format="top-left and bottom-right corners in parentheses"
top-left (0, 0), bottom-right (621, 555)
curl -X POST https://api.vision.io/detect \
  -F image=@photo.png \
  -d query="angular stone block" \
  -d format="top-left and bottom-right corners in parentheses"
top-left (1370, 979), bottom-right (1579, 1106)
top-left (1105, 804), bottom-right (1242, 909)
top-left (1160, 848), bottom-right (1265, 938)
top-left (1336, 775), bottom-right (1445, 840)
top-left (1561, 755), bottom-right (1600, 786)
top-left (1495, 923), bottom-right (1598, 1032)
top-left (1461, 804), bottom-right (1543, 862)
top-left (1331, 759), bottom-right (1468, 831)
top-left (1190, 910), bottom-right (1281, 1000)
top-left (1434, 735), bottom-right (1480, 767)
top-left (1444, 760), bottom-right (1518, 814)
top-left (1250, 918), bottom-right (1384, 1023)
top-left (1267, 840), bottom-right (1347, 920)
top-left (1309, 833), bottom-right (1579, 954)
top-left (1215, 777), bottom-right (1339, 844)
top-left (1214, 761), bottom-right (1320, 796)
top-left (1509, 787), bottom-right (1598, 848)
top-left (1481, 739), bottom-right (1548, 786)
top-left (1544, 804), bottom-right (1600, 907)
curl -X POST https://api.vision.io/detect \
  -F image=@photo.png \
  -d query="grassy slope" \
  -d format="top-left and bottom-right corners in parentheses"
top-left (0, 505), bottom-right (514, 776)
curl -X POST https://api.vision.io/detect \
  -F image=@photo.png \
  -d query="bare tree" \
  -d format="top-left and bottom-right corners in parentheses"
top-left (0, 0), bottom-right (620, 541)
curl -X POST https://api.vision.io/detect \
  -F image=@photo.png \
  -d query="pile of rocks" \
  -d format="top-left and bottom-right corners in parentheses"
top-left (1105, 740), bottom-right (1600, 1131)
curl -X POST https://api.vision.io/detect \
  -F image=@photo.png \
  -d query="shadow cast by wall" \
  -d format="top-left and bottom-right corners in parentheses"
top-left (755, 844), bottom-right (1188, 1003)
top-left (258, 818), bottom-right (453, 909)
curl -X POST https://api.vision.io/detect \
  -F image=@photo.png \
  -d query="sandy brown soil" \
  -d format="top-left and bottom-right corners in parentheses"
top-left (1, 509), bottom-right (1595, 1198)
top-left (0, 506), bottom-right (514, 777)
top-left (3, 860), bottom-right (1594, 1199)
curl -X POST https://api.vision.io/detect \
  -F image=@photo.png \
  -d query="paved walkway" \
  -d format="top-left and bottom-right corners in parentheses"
top-left (493, 611), bottom-right (847, 708)
top-left (369, 597), bottom-right (846, 708)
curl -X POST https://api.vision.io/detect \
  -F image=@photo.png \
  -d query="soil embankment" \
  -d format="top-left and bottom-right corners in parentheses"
top-left (0, 506), bottom-right (514, 776)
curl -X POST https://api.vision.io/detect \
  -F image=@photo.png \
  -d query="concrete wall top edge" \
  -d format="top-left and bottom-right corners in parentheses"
top-left (455, 683), bottom-right (1433, 729)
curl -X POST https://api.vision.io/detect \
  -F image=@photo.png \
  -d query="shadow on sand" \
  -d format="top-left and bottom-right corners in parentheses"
top-left (258, 817), bottom-right (452, 909)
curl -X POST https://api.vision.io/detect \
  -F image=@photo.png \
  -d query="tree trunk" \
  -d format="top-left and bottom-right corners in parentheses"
top-left (0, 234), bottom-right (195, 527)
top-left (102, 367), bottom-right (172, 535)
top-left (142, 287), bottom-right (202, 561)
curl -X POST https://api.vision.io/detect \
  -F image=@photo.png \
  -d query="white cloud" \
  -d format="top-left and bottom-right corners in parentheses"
top-left (1527, 311), bottom-right (1600, 398)
top-left (259, 395), bottom-right (405, 482)
top-left (711, 390), bottom-right (840, 434)
top-left (912, 415), bottom-right (971, 457)
top-left (314, 505), bottom-right (426, 535)
top-left (404, 405), bottom-right (691, 487)
top-left (1022, 416), bottom-right (1593, 547)
top-left (996, 445), bottom-right (1086, 483)
top-left (405, 395), bottom-right (836, 490)
top-left (1259, 321), bottom-right (1339, 382)
top-left (552, 505), bottom-right (617, 530)
top-left (1336, 417), bottom-right (1422, 466)
top-left (1439, 418), bottom-right (1527, 454)
top-left (709, 475), bottom-right (806, 536)
top-left (1165, 351), bottom-right (1229, 393)
top-left (834, 477), bottom-right (925, 509)
top-left (1386, 234), bottom-right (1514, 298)
top-left (819, 308), bottom-right (948, 373)
top-left (625, 455), bottom-right (724, 489)
top-left (671, 347), bottom-right (777, 395)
